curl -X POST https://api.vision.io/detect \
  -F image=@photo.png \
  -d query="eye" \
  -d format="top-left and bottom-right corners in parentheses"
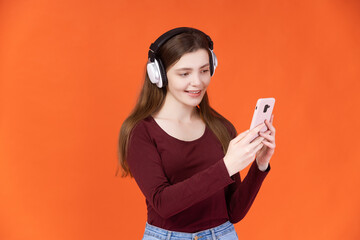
top-left (179, 72), bottom-right (190, 77)
top-left (201, 69), bottom-right (210, 74)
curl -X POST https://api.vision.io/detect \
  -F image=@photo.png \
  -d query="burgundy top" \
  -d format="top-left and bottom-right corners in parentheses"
top-left (127, 116), bottom-right (270, 233)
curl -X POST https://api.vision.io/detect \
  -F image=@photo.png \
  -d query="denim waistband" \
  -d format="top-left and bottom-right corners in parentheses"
top-left (143, 221), bottom-right (235, 240)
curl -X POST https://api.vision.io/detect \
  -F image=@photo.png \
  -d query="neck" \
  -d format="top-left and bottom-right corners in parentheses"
top-left (153, 94), bottom-right (199, 123)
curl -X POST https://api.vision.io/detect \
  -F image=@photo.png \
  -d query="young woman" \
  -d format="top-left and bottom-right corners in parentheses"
top-left (118, 27), bottom-right (276, 240)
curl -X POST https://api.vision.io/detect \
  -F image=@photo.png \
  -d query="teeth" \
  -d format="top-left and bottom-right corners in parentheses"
top-left (188, 90), bottom-right (200, 94)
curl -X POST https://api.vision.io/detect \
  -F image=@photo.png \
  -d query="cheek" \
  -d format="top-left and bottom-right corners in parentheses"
top-left (168, 78), bottom-right (186, 92)
top-left (203, 77), bottom-right (211, 88)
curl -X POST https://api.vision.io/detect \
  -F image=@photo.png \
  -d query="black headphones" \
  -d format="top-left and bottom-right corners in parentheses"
top-left (146, 27), bottom-right (218, 88)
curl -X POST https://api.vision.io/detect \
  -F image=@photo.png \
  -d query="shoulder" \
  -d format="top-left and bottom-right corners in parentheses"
top-left (130, 116), bottom-right (154, 139)
top-left (127, 116), bottom-right (160, 154)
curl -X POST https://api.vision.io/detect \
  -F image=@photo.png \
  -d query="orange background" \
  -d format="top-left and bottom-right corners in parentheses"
top-left (1, 0), bottom-right (360, 239)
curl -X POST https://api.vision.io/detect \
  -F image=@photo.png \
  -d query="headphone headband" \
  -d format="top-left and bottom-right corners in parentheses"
top-left (148, 27), bottom-right (214, 60)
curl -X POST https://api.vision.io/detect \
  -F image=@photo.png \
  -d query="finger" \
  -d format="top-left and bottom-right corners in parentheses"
top-left (262, 130), bottom-right (271, 135)
top-left (245, 123), bottom-right (266, 142)
top-left (233, 129), bottom-right (250, 143)
top-left (259, 131), bottom-right (275, 142)
top-left (253, 141), bottom-right (264, 153)
top-left (262, 140), bottom-right (275, 149)
top-left (265, 119), bottom-right (276, 136)
top-left (270, 114), bottom-right (274, 124)
top-left (249, 135), bottom-right (265, 149)
top-left (255, 122), bottom-right (266, 130)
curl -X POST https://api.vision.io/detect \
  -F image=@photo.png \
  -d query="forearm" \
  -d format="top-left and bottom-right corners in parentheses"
top-left (226, 161), bottom-right (270, 223)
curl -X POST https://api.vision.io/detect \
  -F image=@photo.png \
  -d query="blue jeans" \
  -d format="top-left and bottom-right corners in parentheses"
top-left (142, 221), bottom-right (239, 240)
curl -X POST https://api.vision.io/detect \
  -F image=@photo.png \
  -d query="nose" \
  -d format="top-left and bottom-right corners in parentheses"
top-left (190, 72), bottom-right (201, 86)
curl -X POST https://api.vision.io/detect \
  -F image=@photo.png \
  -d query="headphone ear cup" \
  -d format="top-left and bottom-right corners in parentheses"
top-left (210, 49), bottom-right (217, 76)
top-left (157, 58), bottom-right (168, 87)
top-left (147, 59), bottom-right (163, 88)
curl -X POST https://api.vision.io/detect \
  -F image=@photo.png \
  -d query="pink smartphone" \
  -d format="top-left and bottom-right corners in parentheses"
top-left (249, 98), bottom-right (275, 142)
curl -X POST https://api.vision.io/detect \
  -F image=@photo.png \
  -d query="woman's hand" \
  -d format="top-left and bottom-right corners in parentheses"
top-left (223, 123), bottom-right (266, 177)
top-left (256, 114), bottom-right (276, 171)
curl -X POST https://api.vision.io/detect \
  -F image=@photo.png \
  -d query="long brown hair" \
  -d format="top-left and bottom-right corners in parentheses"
top-left (118, 29), bottom-right (236, 177)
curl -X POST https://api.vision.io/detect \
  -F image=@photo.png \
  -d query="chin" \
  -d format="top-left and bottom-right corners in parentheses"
top-left (185, 98), bottom-right (204, 107)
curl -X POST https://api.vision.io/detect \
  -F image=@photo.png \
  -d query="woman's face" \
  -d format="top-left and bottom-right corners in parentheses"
top-left (165, 48), bottom-right (211, 108)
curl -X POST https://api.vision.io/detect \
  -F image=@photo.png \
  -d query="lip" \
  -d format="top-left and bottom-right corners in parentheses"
top-left (185, 90), bottom-right (202, 97)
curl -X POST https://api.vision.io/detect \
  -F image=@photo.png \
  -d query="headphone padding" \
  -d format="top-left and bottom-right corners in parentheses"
top-left (210, 50), bottom-right (217, 76)
top-left (147, 60), bottom-right (163, 88)
top-left (156, 58), bottom-right (167, 87)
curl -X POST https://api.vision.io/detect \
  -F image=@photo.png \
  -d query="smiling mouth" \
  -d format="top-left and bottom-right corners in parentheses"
top-left (185, 90), bottom-right (201, 94)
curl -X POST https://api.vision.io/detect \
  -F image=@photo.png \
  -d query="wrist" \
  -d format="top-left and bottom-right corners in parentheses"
top-left (223, 157), bottom-right (235, 177)
top-left (257, 161), bottom-right (269, 172)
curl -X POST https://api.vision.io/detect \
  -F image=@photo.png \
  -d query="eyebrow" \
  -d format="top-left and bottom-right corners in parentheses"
top-left (174, 63), bottom-right (210, 71)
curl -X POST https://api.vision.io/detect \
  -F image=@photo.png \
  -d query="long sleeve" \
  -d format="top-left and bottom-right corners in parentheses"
top-left (225, 161), bottom-right (270, 223)
top-left (126, 122), bottom-right (235, 219)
